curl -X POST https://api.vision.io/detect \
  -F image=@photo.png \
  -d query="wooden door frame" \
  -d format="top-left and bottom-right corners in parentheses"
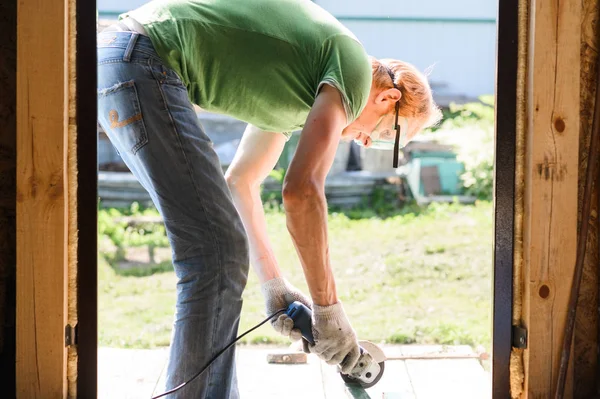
top-left (76, 0), bottom-right (98, 396)
top-left (493, 0), bottom-right (518, 397)
top-left (74, 1), bottom-right (518, 397)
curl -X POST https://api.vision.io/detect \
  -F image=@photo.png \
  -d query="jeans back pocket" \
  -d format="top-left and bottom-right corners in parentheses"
top-left (98, 80), bottom-right (148, 154)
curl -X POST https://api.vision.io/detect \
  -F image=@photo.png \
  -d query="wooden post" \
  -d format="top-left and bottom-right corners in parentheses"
top-left (16, 0), bottom-right (68, 396)
top-left (521, 0), bottom-right (581, 397)
top-left (575, 0), bottom-right (600, 395)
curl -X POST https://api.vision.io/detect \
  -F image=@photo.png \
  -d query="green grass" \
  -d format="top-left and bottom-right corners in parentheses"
top-left (99, 201), bottom-right (493, 352)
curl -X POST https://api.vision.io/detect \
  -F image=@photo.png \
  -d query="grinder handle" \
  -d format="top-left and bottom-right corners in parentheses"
top-left (285, 301), bottom-right (315, 345)
top-left (285, 302), bottom-right (373, 373)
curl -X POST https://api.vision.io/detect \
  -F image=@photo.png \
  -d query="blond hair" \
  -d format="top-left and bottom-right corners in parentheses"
top-left (371, 58), bottom-right (442, 130)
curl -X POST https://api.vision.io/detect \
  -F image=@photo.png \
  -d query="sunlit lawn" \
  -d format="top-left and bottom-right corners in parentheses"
top-left (99, 201), bottom-right (493, 352)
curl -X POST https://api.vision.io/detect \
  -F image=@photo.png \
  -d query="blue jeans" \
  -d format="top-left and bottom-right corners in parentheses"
top-left (97, 31), bottom-right (249, 399)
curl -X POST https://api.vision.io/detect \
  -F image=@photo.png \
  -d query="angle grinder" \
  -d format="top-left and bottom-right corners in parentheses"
top-left (285, 301), bottom-right (386, 388)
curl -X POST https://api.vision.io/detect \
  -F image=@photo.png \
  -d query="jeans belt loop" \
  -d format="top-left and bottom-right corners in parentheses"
top-left (123, 32), bottom-right (139, 62)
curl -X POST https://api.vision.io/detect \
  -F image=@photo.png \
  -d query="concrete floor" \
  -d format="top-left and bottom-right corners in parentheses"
top-left (98, 345), bottom-right (491, 399)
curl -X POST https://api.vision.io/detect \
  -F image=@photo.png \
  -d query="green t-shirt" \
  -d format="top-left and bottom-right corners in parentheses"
top-left (124, 0), bottom-right (372, 133)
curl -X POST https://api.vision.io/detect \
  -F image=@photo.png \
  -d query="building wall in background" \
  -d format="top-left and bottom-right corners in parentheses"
top-left (317, 0), bottom-right (497, 99)
top-left (97, 0), bottom-right (498, 100)
top-left (316, 0), bottom-right (497, 19)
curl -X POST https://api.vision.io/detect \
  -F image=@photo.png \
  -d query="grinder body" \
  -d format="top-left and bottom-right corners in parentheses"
top-left (285, 301), bottom-right (385, 388)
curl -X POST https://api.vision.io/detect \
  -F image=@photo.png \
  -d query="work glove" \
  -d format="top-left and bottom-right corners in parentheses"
top-left (309, 301), bottom-right (363, 374)
top-left (261, 277), bottom-right (312, 341)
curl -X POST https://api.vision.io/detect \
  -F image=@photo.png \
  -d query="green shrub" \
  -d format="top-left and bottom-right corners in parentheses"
top-left (116, 261), bottom-right (173, 277)
top-left (460, 145), bottom-right (494, 200)
top-left (99, 202), bottom-right (169, 249)
top-left (432, 95), bottom-right (494, 131)
top-left (99, 202), bottom-right (170, 270)
top-left (388, 332), bottom-right (417, 344)
top-left (423, 96), bottom-right (494, 200)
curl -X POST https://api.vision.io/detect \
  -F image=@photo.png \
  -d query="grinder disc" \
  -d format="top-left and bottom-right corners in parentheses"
top-left (340, 361), bottom-right (385, 389)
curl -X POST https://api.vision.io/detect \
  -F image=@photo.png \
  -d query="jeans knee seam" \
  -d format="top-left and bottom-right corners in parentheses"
top-left (155, 78), bottom-right (225, 397)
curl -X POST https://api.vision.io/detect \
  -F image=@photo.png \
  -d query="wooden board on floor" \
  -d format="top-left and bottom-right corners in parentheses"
top-left (97, 347), bottom-right (492, 399)
top-left (320, 358), bottom-right (488, 399)
top-left (404, 359), bottom-right (490, 399)
top-left (363, 361), bottom-right (416, 399)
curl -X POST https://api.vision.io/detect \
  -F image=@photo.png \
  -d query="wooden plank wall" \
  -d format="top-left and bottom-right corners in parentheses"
top-left (16, 0), bottom-right (68, 396)
top-left (0, 0), bottom-right (17, 396)
top-left (522, 0), bottom-right (581, 397)
top-left (576, 0), bottom-right (600, 396)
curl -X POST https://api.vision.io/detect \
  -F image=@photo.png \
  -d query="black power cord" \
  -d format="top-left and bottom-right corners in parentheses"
top-left (151, 308), bottom-right (287, 399)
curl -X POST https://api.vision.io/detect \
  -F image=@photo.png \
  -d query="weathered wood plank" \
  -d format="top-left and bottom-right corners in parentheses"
top-left (236, 348), bottom-right (325, 399)
top-left (522, 0), bottom-right (581, 397)
top-left (404, 359), bottom-right (489, 398)
top-left (575, 0), bottom-right (600, 395)
top-left (365, 361), bottom-right (415, 399)
top-left (16, 0), bottom-right (67, 396)
top-left (266, 351), bottom-right (307, 364)
top-left (320, 358), bottom-right (416, 399)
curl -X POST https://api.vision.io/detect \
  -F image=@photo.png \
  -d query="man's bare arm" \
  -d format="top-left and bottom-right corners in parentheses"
top-left (283, 84), bottom-right (347, 306)
top-left (225, 125), bottom-right (287, 282)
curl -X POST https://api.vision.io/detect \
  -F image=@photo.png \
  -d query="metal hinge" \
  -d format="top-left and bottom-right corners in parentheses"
top-left (512, 325), bottom-right (528, 349)
top-left (65, 324), bottom-right (78, 347)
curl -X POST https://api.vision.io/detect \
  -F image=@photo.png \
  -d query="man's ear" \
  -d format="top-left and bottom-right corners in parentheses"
top-left (375, 88), bottom-right (401, 106)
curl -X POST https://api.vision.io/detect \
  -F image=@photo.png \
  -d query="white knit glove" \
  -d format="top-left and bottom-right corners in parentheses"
top-left (309, 301), bottom-right (361, 374)
top-left (261, 277), bottom-right (312, 341)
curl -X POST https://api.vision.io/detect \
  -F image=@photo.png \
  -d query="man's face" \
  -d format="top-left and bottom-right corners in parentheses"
top-left (341, 99), bottom-right (387, 147)
top-left (342, 106), bottom-right (418, 149)
top-left (341, 84), bottom-right (420, 148)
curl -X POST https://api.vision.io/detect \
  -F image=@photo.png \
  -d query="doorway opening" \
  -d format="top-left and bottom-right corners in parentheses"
top-left (81, 1), bottom-right (517, 397)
